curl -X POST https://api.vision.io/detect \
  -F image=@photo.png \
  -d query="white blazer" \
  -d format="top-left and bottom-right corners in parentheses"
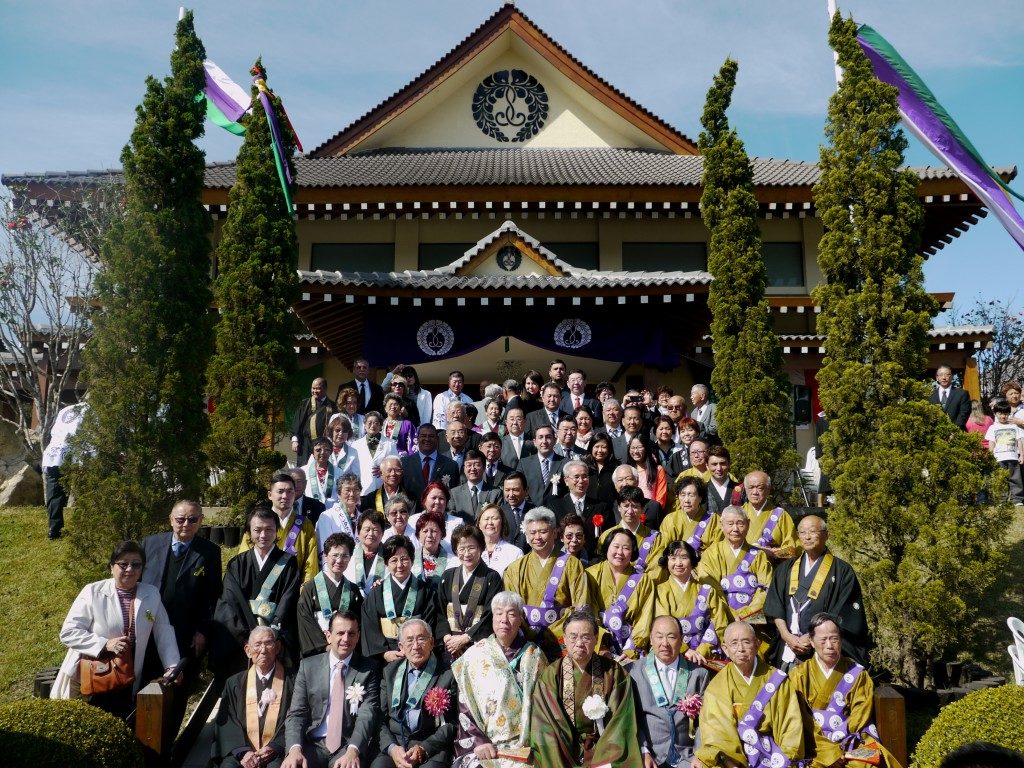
top-left (52, 578), bottom-right (180, 699)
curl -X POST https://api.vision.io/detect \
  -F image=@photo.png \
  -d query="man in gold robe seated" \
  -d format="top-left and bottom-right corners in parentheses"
top-left (694, 621), bottom-right (806, 768)
top-left (529, 610), bottom-right (642, 767)
top-left (451, 591), bottom-right (548, 767)
top-left (789, 613), bottom-right (903, 768)
top-left (213, 626), bottom-right (295, 768)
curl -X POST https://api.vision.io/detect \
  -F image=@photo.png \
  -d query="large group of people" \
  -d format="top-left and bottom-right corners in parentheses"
top-left (55, 357), bottom-right (1007, 767)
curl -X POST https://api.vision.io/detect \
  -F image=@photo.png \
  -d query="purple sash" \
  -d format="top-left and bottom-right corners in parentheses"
top-left (635, 531), bottom-right (659, 573)
top-left (738, 669), bottom-right (805, 768)
top-left (283, 512), bottom-right (305, 555)
top-left (755, 507), bottom-right (784, 549)
top-left (601, 572), bottom-right (642, 651)
top-left (687, 513), bottom-right (713, 554)
top-left (721, 548), bottom-right (764, 612)
top-left (678, 583), bottom-right (720, 653)
top-left (525, 554), bottom-right (569, 629)
top-left (812, 663), bottom-right (880, 749)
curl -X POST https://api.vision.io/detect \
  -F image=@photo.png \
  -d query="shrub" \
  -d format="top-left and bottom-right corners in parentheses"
top-left (911, 685), bottom-right (1024, 768)
top-left (0, 698), bottom-right (143, 768)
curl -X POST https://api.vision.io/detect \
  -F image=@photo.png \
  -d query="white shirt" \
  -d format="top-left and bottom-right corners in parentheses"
top-left (481, 540), bottom-right (522, 576)
top-left (655, 657), bottom-right (679, 696)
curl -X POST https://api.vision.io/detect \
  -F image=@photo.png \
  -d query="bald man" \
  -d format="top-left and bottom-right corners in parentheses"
top-left (741, 471), bottom-right (798, 562)
top-left (292, 378), bottom-right (337, 465)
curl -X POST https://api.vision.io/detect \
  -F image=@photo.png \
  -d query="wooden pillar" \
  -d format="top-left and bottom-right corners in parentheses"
top-left (135, 681), bottom-right (172, 757)
top-left (874, 684), bottom-right (907, 767)
top-left (963, 357), bottom-right (980, 400)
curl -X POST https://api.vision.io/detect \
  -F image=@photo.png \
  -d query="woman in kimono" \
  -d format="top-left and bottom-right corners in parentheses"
top-left (585, 529), bottom-right (655, 660)
top-left (296, 532), bottom-right (363, 658)
top-left (653, 540), bottom-right (730, 664)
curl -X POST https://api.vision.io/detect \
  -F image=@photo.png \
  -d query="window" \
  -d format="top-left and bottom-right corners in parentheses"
top-left (542, 242), bottom-right (600, 270)
top-left (418, 243), bottom-right (474, 270)
top-left (310, 243), bottom-right (395, 272)
top-left (622, 242), bottom-right (707, 272)
top-left (762, 242), bottom-right (804, 288)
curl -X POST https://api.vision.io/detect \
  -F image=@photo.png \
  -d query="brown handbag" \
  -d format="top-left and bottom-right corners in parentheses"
top-left (80, 603), bottom-right (135, 696)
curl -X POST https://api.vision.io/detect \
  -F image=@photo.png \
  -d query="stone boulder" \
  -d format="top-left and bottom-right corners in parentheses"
top-left (0, 461), bottom-right (44, 506)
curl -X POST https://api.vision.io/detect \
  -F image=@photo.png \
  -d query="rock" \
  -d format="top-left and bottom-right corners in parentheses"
top-left (0, 462), bottom-right (44, 506)
top-left (0, 419), bottom-right (29, 477)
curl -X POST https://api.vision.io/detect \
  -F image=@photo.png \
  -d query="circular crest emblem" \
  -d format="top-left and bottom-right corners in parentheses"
top-left (740, 727), bottom-right (758, 745)
top-left (679, 619), bottom-right (692, 633)
top-left (829, 714), bottom-right (844, 730)
top-left (530, 608), bottom-right (541, 623)
top-left (416, 319), bottom-right (455, 357)
top-left (544, 609), bottom-right (558, 625)
top-left (609, 616), bottom-right (622, 631)
top-left (496, 245), bottom-right (522, 272)
top-left (733, 575), bottom-right (746, 588)
top-left (735, 593), bottom-right (750, 605)
top-left (769, 752), bottom-right (786, 768)
top-left (472, 69), bottom-right (548, 142)
top-left (554, 318), bottom-right (592, 349)
top-left (765, 682), bottom-right (776, 693)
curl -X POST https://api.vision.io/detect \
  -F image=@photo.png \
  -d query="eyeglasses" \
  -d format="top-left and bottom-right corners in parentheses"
top-left (249, 640), bottom-right (276, 649)
top-left (401, 635), bottom-right (431, 647)
top-left (115, 561), bottom-right (144, 571)
top-left (388, 510), bottom-right (411, 518)
top-left (564, 633), bottom-right (595, 644)
top-left (456, 545), bottom-right (480, 555)
top-left (172, 516), bottom-right (200, 525)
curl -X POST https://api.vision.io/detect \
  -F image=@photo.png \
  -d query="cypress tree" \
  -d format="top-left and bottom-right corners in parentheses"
top-left (205, 59), bottom-right (299, 516)
top-left (814, 13), bottom-right (1008, 685)
top-left (698, 59), bottom-right (797, 486)
top-left (66, 11), bottom-right (213, 575)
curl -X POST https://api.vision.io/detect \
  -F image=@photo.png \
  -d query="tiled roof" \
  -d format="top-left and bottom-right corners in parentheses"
top-left (9, 151), bottom-right (1009, 191)
top-left (774, 325), bottom-right (994, 342)
top-left (309, 5), bottom-right (697, 156)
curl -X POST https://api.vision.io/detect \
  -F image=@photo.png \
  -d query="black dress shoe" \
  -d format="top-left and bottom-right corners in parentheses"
top-left (48, 530), bottom-right (62, 540)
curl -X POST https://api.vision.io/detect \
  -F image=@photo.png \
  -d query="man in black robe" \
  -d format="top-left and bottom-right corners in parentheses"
top-left (213, 626), bottom-right (295, 768)
top-left (291, 378), bottom-right (337, 466)
top-left (764, 514), bottom-right (870, 669)
top-left (215, 504), bottom-right (302, 677)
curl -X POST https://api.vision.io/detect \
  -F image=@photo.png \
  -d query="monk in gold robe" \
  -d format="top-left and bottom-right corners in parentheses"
top-left (696, 507), bottom-right (772, 625)
top-left (740, 471), bottom-right (798, 563)
top-left (530, 610), bottom-right (643, 768)
top-left (653, 540), bottom-right (731, 663)
top-left (655, 477), bottom-right (723, 577)
top-left (586, 528), bottom-right (656, 660)
top-left (503, 507), bottom-right (592, 659)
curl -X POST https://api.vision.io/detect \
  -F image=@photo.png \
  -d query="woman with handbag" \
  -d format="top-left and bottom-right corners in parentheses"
top-left (52, 540), bottom-right (180, 719)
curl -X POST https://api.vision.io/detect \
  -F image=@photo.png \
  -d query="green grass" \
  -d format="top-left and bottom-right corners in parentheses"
top-left (0, 507), bottom-right (80, 702)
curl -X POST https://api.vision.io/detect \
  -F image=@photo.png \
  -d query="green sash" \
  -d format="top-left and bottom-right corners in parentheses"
top-left (314, 571), bottom-right (352, 630)
top-left (391, 656), bottom-right (437, 712)
top-left (383, 576), bottom-right (420, 621)
top-left (643, 654), bottom-right (690, 708)
top-left (249, 554), bottom-right (287, 626)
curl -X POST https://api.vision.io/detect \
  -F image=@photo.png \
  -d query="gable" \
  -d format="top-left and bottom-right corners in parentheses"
top-left (312, 6), bottom-right (697, 157)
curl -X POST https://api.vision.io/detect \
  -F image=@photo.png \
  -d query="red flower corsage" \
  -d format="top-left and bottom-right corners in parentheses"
top-left (423, 686), bottom-right (451, 724)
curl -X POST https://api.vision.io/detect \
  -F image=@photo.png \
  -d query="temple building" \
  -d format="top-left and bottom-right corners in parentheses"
top-left (4, 5), bottom-right (1005, 457)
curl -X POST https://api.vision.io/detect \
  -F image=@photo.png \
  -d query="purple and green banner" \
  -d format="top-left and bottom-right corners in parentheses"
top-left (856, 24), bottom-right (1024, 251)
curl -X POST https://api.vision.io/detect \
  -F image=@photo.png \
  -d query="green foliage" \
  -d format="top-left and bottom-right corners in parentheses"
top-left (813, 13), bottom-right (1010, 685)
top-left (911, 685), bottom-right (1024, 768)
top-left (66, 11), bottom-right (213, 579)
top-left (205, 59), bottom-right (299, 518)
top-left (0, 698), bottom-right (143, 768)
top-left (698, 59), bottom-right (798, 485)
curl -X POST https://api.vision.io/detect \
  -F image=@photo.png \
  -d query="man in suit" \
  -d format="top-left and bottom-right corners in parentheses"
top-left (440, 420), bottom-right (471, 472)
top-left (631, 615), bottom-right (710, 768)
top-left (336, 358), bottom-right (384, 416)
top-left (401, 424), bottom-right (462, 503)
top-left (930, 365), bottom-right (971, 429)
top-left (561, 369), bottom-right (602, 421)
top-left (517, 424), bottom-right (564, 506)
top-left (435, 403), bottom-right (481, 454)
top-left (689, 384), bottom-right (719, 444)
top-left (282, 610), bottom-right (379, 768)
top-left (611, 465), bottom-right (664, 529)
top-left (499, 470), bottom-right (535, 552)
top-left (372, 619), bottom-right (457, 768)
top-left (290, 469), bottom-right (327, 526)
top-left (448, 449), bottom-right (500, 522)
top-left (500, 407), bottom-right (535, 466)
top-left (141, 500), bottom-right (223, 731)
top-left (478, 432), bottom-right (515, 488)
top-left (525, 382), bottom-right (570, 438)
top-left (549, 459), bottom-right (611, 559)
top-left (705, 446), bottom-right (740, 515)
top-left (431, 370), bottom-right (474, 431)
top-left (553, 415), bottom-right (586, 460)
top-left (213, 626), bottom-right (295, 768)
top-left (601, 398), bottom-right (629, 462)
top-left (292, 378), bottom-right (337, 465)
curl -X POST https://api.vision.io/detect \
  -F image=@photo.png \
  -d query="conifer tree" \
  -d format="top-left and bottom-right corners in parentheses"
top-left (205, 60), bottom-right (298, 516)
top-left (699, 59), bottom-right (797, 486)
top-left (66, 11), bottom-right (213, 574)
top-left (814, 13), bottom-right (1008, 685)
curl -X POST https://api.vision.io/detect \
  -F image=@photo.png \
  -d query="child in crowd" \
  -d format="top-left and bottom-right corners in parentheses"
top-left (985, 400), bottom-right (1024, 506)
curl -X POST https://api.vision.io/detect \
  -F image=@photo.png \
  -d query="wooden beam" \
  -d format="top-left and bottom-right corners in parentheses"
top-left (135, 681), bottom-right (172, 756)
top-left (873, 684), bottom-right (907, 767)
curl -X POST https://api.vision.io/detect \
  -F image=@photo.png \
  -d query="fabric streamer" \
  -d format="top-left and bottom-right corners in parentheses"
top-left (856, 23), bottom-right (1024, 252)
top-left (201, 60), bottom-right (250, 136)
top-left (253, 63), bottom-right (295, 214)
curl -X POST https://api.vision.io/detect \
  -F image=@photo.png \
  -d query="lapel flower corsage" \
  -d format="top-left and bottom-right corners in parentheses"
top-left (440, 474), bottom-right (452, 488)
top-left (423, 686), bottom-right (451, 727)
top-left (144, 610), bottom-right (156, 623)
top-left (550, 473), bottom-right (561, 492)
top-left (677, 692), bottom-right (702, 737)
top-left (582, 693), bottom-right (609, 735)
top-left (258, 686), bottom-right (278, 716)
top-left (193, 565), bottom-right (205, 577)
top-left (346, 682), bottom-right (366, 715)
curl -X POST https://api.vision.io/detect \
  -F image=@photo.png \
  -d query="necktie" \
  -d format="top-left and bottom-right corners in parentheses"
top-left (358, 381), bottom-right (366, 407)
top-left (471, 486), bottom-right (479, 510)
top-left (541, 458), bottom-right (550, 485)
top-left (171, 541), bottom-right (184, 558)
top-left (326, 661), bottom-right (346, 752)
top-left (487, 463), bottom-right (496, 481)
top-left (549, 412), bottom-right (557, 429)
top-left (406, 669), bottom-right (421, 730)
top-left (574, 395), bottom-right (581, 410)
top-left (940, 389), bottom-right (948, 405)
top-left (577, 499), bottom-right (584, 514)
top-left (422, 455), bottom-right (431, 483)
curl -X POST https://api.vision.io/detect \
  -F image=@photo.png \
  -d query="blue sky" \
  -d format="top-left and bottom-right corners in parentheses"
top-left (2, 0), bottom-right (1021, 315)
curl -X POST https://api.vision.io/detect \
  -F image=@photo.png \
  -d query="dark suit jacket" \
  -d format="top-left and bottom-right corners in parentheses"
top-left (377, 660), bottom-right (457, 764)
top-left (141, 532), bottom-right (222, 655)
top-left (551, 495), bottom-right (611, 559)
top-left (292, 396), bottom-right (338, 463)
top-left (295, 496), bottom-right (326, 526)
top-left (524, 407), bottom-right (569, 439)
top-left (500, 434), bottom-right (535, 467)
top-left (483, 460), bottom-right (516, 490)
top-left (401, 453), bottom-right (463, 504)
top-left (561, 393), bottom-right (602, 422)
top-left (706, 478), bottom-right (740, 515)
top-left (213, 667), bottom-right (295, 764)
top-left (337, 378), bottom-right (384, 415)
top-left (448, 482), bottom-right (501, 521)
top-left (285, 652), bottom-right (380, 757)
top-left (517, 452), bottom-right (565, 507)
top-left (930, 386), bottom-right (971, 429)
top-left (499, 500), bottom-right (536, 552)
